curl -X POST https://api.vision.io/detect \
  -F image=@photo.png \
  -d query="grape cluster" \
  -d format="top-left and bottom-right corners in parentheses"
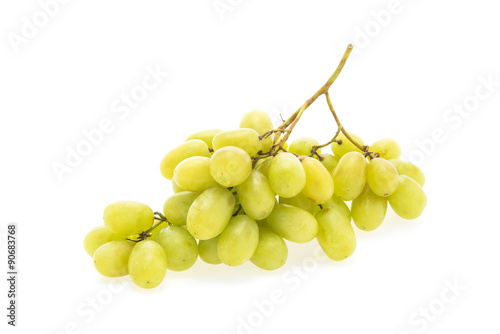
top-left (84, 108), bottom-right (427, 289)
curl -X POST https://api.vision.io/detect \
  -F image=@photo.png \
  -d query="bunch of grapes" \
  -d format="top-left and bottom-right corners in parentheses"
top-left (83, 45), bottom-right (427, 289)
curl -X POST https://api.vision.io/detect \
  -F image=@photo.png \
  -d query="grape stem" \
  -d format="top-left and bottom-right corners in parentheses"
top-left (126, 213), bottom-right (171, 242)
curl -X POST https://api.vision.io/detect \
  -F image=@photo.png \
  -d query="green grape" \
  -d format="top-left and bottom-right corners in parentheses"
top-left (172, 179), bottom-right (185, 193)
top-left (198, 236), bottom-right (222, 264)
top-left (279, 193), bottom-right (320, 215)
top-left (250, 226), bottom-right (288, 270)
top-left (128, 240), bottom-right (167, 289)
top-left (268, 152), bottom-right (306, 198)
top-left (156, 226), bottom-right (198, 271)
top-left (388, 175), bottom-right (427, 220)
top-left (84, 226), bottom-right (124, 257)
top-left (163, 191), bottom-right (200, 226)
top-left (149, 220), bottom-right (170, 240)
top-left (370, 138), bottom-right (401, 160)
top-left (351, 185), bottom-right (387, 231)
top-left (210, 146), bottom-right (252, 187)
top-left (267, 204), bottom-right (318, 243)
top-left (322, 196), bottom-right (351, 220)
top-left (240, 110), bottom-right (274, 153)
top-left (288, 137), bottom-right (320, 156)
top-left (315, 207), bottom-right (356, 261)
top-left (331, 133), bottom-right (365, 158)
top-left (389, 159), bottom-right (426, 186)
top-left (160, 139), bottom-right (210, 180)
top-left (366, 158), bottom-right (399, 197)
top-left (212, 128), bottom-right (262, 156)
top-left (301, 157), bottom-right (334, 204)
top-left (103, 201), bottom-right (154, 235)
top-left (187, 186), bottom-right (235, 240)
top-left (93, 240), bottom-right (135, 277)
top-left (186, 129), bottom-right (221, 149)
top-left (236, 170), bottom-right (275, 220)
top-left (332, 152), bottom-right (367, 201)
top-left (320, 154), bottom-right (340, 173)
top-left (173, 156), bottom-right (218, 192)
top-left (255, 157), bottom-right (273, 179)
top-left (218, 215), bottom-right (259, 266)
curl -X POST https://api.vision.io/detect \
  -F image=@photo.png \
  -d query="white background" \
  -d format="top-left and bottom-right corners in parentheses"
top-left (1, 1), bottom-right (499, 333)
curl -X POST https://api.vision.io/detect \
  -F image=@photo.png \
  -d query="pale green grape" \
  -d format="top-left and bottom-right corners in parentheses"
top-left (255, 157), bottom-right (273, 178)
top-left (84, 226), bottom-right (124, 257)
top-left (149, 220), bottom-right (170, 240)
top-left (163, 191), bottom-right (200, 226)
top-left (332, 152), bottom-right (368, 201)
top-left (236, 170), bottom-right (275, 220)
top-left (268, 152), bottom-right (306, 198)
top-left (218, 215), bottom-right (259, 266)
top-left (389, 159), bottom-right (426, 186)
top-left (186, 129), bottom-right (221, 149)
top-left (331, 133), bottom-right (365, 158)
top-left (322, 196), bottom-right (351, 220)
top-left (128, 240), bottom-right (167, 289)
top-left (156, 226), bottom-right (198, 271)
top-left (250, 226), bottom-right (288, 270)
top-left (240, 110), bottom-right (274, 153)
top-left (351, 185), bottom-right (387, 231)
top-left (279, 193), bottom-right (320, 215)
top-left (267, 204), bottom-right (318, 243)
top-left (315, 207), bottom-right (356, 261)
top-left (173, 156), bottom-right (218, 192)
top-left (93, 240), bottom-right (135, 277)
top-left (103, 201), bottom-right (154, 235)
top-left (172, 179), bottom-right (185, 193)
top-left (366, 158), bottom-right (399, 197)
top-left (198, 236), bottom-right (222, 264)
top-left (160, 139), bottom-right (210, 180)
top-left (288, 137), bottom-right (320, 156)
top-left (370, 138), bottom-right (401, 160)
top-left (320, 154), bottom-right (340, 173)
top-left (301, 157), bottom-right (334, 204)
top-left (212, 128), bottom-right (262, 156)
top-left (187, 186), bottom-right (235, 240)
top-left (210, 146), bottom-right (252, 187)
top-left (388, 175), bottom-right (427, 220)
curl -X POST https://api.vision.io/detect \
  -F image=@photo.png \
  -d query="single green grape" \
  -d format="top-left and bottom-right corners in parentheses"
top-left (186, 129), bottom-right (221, 149)
top-left (128, 240), bottom-right (167, 289)
top-left (388, 175), bottom-right (427, 220)
top-left (198, 236), bottom-right (222, 265)
top-left (279, 193), bottom-right (320, 215)
top-left (331, 133), bottom-right (365, 158)
top-left (163, 191), bottom-right (200, 226)
top-left (93, 240), bottom-right (135, 277)
top-left (301, 157), bottom-right (334, 204)
top-left (156, 226), bottom-right (198, 271)
top-left (351, 185), bottom-right (387, 231)
top-left (210, 146), bottom-right (252, 187)
top-left (332, 152), bottom-right (368, 201)
top-left (171, 179), bottom-right (185, 193)
top-left (103, 201), bottom-right (154, 235)
top-left (388, 159), bottom-right (426, 186)
top-left (236, 170), bottom-right (275, 220)
top-left (288, 137), bottom-right (320, 156)
top-left (366, 158), bottom-right (399, 197)
top-left (320, 154), bottom-right (340, 173)
top-left (212, 128), bottom-right (262, 156)
top-left (255, 157), bottom-right (273, 179)
top-left (370, 138), bottom-right (401, 160)
top-left (84, 226), bottom-right (124, 257)
top-left (173, 156), bottom-right (218, 192)
top-left (267, 204), bottom-right (318, 243)
top-left (315, 207), bottom-right (356, 261)
top-left (160, 139), bottom-right (210, 180)
top-left (250, 225), bottom-right (288, 270)
top-left (268, 152), bottom-right (306, 198)
top-left (321, 196), bottom-right (351, 220)
top-left (217, 215), bottom-right (259, 266)
top-left (239, 110), bottom-right (274, 153)
top-left (187, 186), bottom-right (235, 240)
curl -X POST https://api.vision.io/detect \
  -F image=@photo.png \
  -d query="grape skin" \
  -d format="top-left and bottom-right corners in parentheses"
top-left (210, 146), bottom-right (252, 187)
top-left (212, 128), bottom-right (262, 156)
top-left (128, 240), bottom-right (168, 289)
top-left (173, 156), bottom-right (219, 192)
top-left (370, 138), bottom-right (401, 160)
top-left (315, 207), bottom-right (356, 261)
top-left (279, 192), bottom-right (320, 215)
top-left (240, 110), bottom-right (274, 153)
top-left (301, 157), bottom-right (334, 204)
top-left (163, 191), bottom-right (200, 226)
top-left (331, 133), bottom-right (364, 158)
top-left (250, 226), bottom-right (288, 270)
top-left (217, 215), bottom-right (259, 266)
top-left (160, 139), bottom-right (210, 180)
top-left (186, 129), bottom-right (221, 149)
top-left (93, 240), bottom-right (135, 277)
top-left (236, 170), bottom-right (276, 220)
top-left (389, 159), bottom-right (426, 186)
top-left (320, 154), bottom-right (340, 173)
top-left (351, 185), bottom-right (387, 231)
top-left (289, 137), bottom-right (321, 156)
top-left (332, 152), bottom-right (367, 201)
top-left (156, 226), bottom-right (198, 271)
top-left (366, 158), bottom-right (399, 197)
top-left (388, 175), bottom-right (427, 220)
top-left (268, 152), bottom-right (306, 198)
top-left (103, 201), bottom-right (154, 236)
top-left (267, 204), bottom-right (318, 243)
top-left (198, 236), bottom-right (222, 265)
top-left (84, 226), bottom-right (124, 257)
